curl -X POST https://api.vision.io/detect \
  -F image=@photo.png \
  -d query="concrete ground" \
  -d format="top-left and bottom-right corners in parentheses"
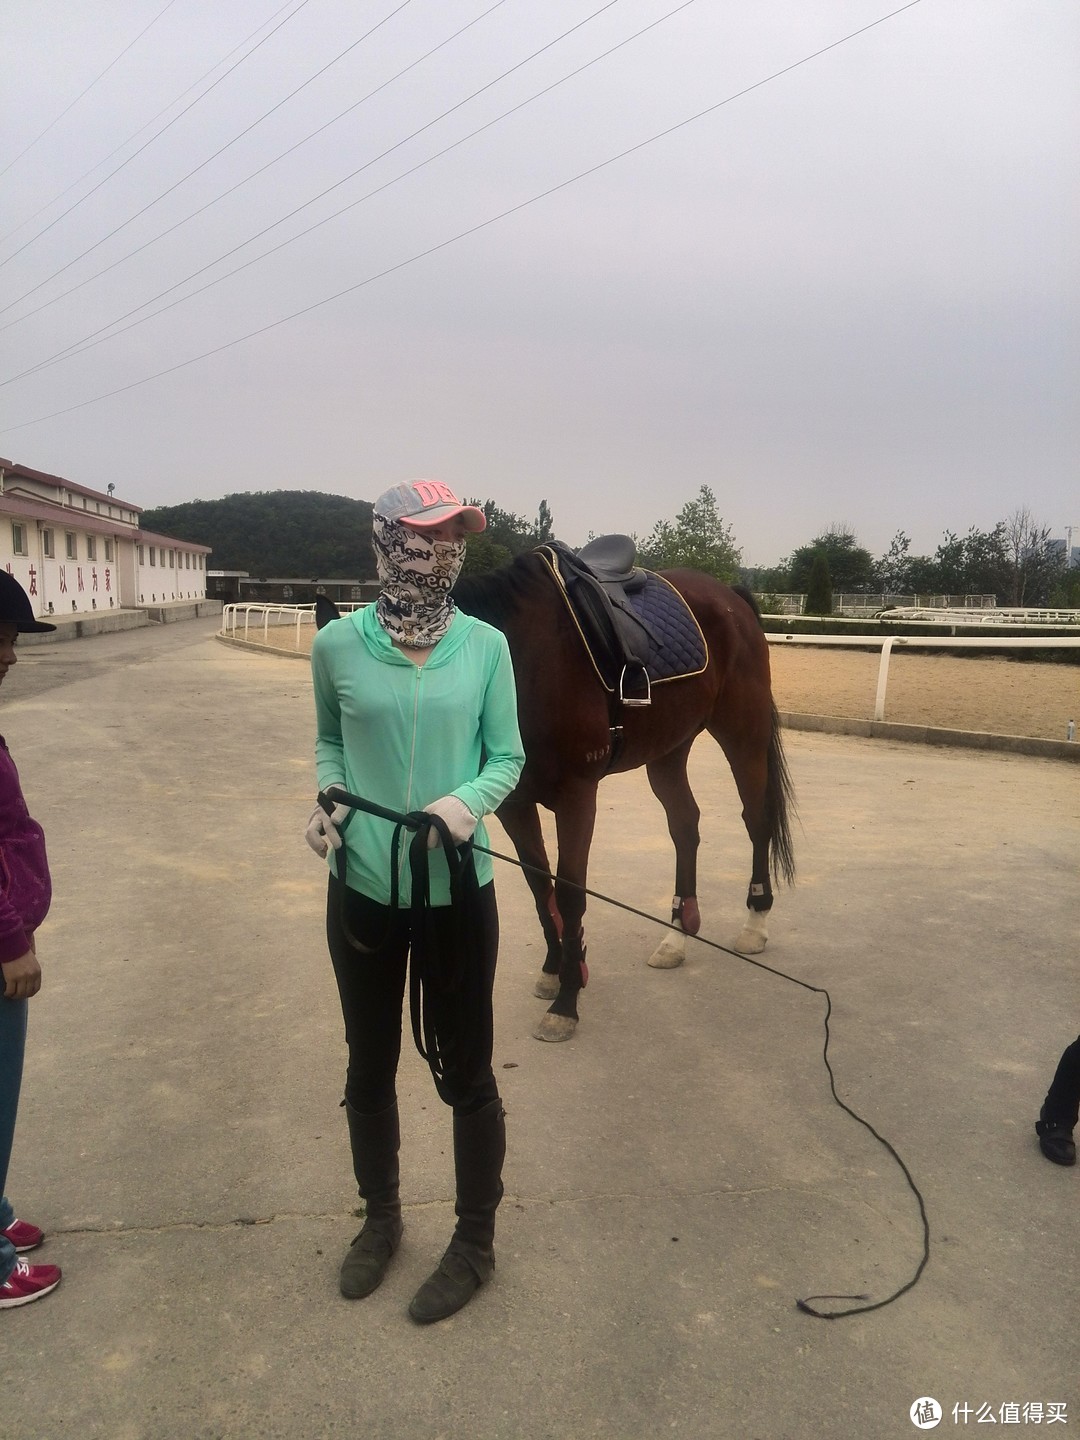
top-left (1, 618), bottom-right (1076, 1440)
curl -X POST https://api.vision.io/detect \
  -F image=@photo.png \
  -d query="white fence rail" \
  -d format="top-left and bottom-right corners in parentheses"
top-left (759, 593), bottom-right (999, 616)
top-left (220, 602), bottom-right (363, 648)
top-left (767, 631), bottom-right (1080, 723)
top-left (874, 607), bottom-right (1080, 626)
top-left (222, 603), bottom-right (1079, 732)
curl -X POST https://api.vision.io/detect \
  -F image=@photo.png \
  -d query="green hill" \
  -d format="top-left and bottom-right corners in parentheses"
top-left (139, 490), bottom-right (375, 579)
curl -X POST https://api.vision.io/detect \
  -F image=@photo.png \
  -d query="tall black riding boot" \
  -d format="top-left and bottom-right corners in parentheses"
top-left (408, 1098), bottom-right (505, 1324)
top-left (340, 1099), bottom-right (403, 1298)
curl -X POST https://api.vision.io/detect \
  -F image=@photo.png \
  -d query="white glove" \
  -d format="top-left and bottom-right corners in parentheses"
top-left (305, 802), bottom-right (350, 857)
top-left (423, 795), bottom-right (478, 849)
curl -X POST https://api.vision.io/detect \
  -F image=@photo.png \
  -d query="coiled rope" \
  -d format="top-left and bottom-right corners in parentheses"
top-left (321, 786), bottom-right (930, 1319)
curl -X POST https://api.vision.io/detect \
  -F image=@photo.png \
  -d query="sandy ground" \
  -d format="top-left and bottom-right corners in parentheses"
top-left (242, 619), bottom-right (1079, 743)
top-left (768, 645), bottom-right (1078, 742)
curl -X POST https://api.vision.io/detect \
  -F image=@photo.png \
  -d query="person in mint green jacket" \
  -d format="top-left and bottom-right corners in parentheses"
top-left (306, 480), bottom-right (525, 1325)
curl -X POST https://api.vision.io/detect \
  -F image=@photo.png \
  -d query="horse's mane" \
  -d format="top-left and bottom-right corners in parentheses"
top-left (453, 550), bottom-right (542, 630)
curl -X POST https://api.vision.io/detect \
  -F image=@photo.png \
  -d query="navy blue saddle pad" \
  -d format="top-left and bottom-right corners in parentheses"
top-left (622, 571), bottom-right (708, 683)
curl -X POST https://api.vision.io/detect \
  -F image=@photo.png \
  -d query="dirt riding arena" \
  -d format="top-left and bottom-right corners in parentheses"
top-left (768, 644), bottom-right (1077, 742)
top-left (247, 619), bottom-right (1079, 744)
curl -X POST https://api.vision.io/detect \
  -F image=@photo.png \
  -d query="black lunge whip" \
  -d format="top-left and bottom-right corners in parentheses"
top-left (320, 786), bottom-right (930, 1319)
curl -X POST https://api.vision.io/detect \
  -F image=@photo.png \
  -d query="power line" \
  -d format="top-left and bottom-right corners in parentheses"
top-left (0, 0), bottom-right (307, 250)
top-left (0, 1), bottom-right (415, 317)
top-left (1, 0), bottom-right (696, 387)
top-left (0, 0), bottom-right (509, 338)
top-left (0, 0), bottom-right (926, 437)
top-left (0, 0), bottom-right (182, 181)
top-left (0, 0), bottom-right (314, 275)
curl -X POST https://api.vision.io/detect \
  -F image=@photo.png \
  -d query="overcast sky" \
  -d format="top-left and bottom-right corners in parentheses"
top-left (0, 0), bottom-right (1075, 564)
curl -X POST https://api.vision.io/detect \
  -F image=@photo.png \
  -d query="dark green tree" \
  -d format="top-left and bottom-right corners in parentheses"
top-left (637, 486), bottom-right (741, 580)
top-left (805, 551), bottom-right (833, 615)
top-left (872, 532), bottom-right (914, 594)
top-left (787, 525), bottom-right (874, 594)
top-left (139, 491), bottom-right (376, 578)
top-left (1001, 508), bottom-right (1065, 605)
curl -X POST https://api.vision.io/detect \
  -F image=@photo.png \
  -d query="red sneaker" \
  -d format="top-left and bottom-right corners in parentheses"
top-left (1, 1218), bottom-right (44, 1253)
top-left (0, 1259), bottom-right (62, 1307)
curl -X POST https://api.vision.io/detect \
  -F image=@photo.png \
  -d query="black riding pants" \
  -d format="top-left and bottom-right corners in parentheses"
top-left (326, 874), bottom-right (501, 1118)
top-left (1043, 1034), bottom-right (1080, 1128)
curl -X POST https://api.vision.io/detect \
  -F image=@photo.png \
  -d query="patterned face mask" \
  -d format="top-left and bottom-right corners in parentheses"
top-left (371, 512), bottom-right (465, 647)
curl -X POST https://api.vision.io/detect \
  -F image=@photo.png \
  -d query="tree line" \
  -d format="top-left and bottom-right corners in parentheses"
top-left (142, 487), bottom-right (1077, 609)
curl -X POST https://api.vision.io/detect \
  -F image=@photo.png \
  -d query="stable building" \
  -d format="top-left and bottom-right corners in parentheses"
top-left (0, 459), bottom-right (211, 619)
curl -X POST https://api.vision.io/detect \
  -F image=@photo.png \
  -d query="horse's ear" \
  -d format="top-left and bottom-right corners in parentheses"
top-left (315, 594), bottom-right (341, 629)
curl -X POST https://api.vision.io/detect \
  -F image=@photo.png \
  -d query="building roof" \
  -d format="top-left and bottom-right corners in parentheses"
top-left (0, 492), bottom-right (138, 540)
top-left (136, 529), bottom-right (211, 553)
top-left (0, 457), bottom-right (141, 511)
top-left (0, 491), bottom-right (210, 552)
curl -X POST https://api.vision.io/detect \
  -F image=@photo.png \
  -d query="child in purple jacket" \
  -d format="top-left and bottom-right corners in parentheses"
top-left (0, 571), bottom-right (62, 1307)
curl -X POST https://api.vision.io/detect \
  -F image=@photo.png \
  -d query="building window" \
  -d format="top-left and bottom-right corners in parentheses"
top-left (11, 523), bottom-right (27, 556)
top-left (65, 532), bottom-right (77, 559)
top-left (86, 536), bottom-right (97, 561)
top-left (104, 539), bottom-right (114, 562)
top-left (137, 545), bottom-right (144, 565)
top-left (185, 552), bottom-right (190, 569)
top-left (149, 547), bottom-right (156, 566)
top-left (169, 549), bottom-right (175, 568)
top-left (42, 529), bottom-right (54, 558)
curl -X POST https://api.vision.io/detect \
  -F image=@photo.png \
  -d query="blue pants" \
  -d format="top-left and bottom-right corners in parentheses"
top-left (0, 993), bottom-right (28, 1283)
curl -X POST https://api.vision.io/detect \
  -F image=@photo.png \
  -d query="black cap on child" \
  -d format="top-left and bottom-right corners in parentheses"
top-left (0, 571), bottom-right (57, 633)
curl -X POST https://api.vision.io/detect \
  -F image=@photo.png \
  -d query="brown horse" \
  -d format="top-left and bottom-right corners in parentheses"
top-left (450, 547), bottom-right (796, 1043)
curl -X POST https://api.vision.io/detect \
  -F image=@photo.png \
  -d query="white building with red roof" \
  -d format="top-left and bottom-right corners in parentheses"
top-left (0, 458), bottom-right (211, 621)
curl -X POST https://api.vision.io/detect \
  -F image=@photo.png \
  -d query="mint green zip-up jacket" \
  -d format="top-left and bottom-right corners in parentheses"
top-left (311, 604), bottom-right (525, 906)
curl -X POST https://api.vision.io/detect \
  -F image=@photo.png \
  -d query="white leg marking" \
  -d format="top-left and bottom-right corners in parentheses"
top-left (732, 907), bottom-right (769, 955)
top-left (648, 930), bottom-right (686, 969)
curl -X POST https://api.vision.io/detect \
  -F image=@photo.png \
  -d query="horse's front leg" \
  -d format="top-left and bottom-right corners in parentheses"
top-left (534, 784), bottom-right (597, 1043)
top-left (643, 743), bottom-right (701, 971)
top-left (496, 796), bottom-right (563, 1000)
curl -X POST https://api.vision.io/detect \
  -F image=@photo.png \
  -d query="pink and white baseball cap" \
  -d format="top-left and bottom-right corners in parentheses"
top-left (374, 480), bottom-right (486, 532)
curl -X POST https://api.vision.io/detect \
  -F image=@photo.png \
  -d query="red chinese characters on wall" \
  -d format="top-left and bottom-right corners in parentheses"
top-left (58, 565), bottom-right (68, 594)
top-left (27, 565), bottom-right (38, 596)
top-left (104, 568), bottom-right (111, 592)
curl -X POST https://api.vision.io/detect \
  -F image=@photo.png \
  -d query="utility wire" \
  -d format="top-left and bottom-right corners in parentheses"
top-left (0, 0), bottom-right (414, 317)
top-left (0, 0), bottom-right (509, 340)
top-left (0, 0), bottom-right (926, 437)
top-left (0, 0), bottom-right (314, 274)
top-left (2, 0), bottom-right (674, 384)
top-left (0, 0), bottom-right (311, 249)
top-left (0, 0), bottom-right (181, 181)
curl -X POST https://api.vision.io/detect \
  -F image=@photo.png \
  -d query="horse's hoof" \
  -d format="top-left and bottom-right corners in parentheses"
top-left (732, 925), bottom-right (767, 955)
top-left (533, 1012), bottom-right (577, 1043)
top-left (647, 934), bottom-right (686, 969)
top-left (533, 972), bottom-right (560, 1000)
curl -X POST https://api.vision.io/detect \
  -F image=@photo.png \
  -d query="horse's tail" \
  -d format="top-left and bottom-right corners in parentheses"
top-left (732, 582), bottom-right (762, 620)
top-left (730, 583), bottom-right (796, 883)
top-left (766, 700), bottom-right (796, 886)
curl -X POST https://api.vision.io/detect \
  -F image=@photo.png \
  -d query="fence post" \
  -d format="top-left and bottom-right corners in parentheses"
top-left (874, 637), bottom-right (897, 722)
